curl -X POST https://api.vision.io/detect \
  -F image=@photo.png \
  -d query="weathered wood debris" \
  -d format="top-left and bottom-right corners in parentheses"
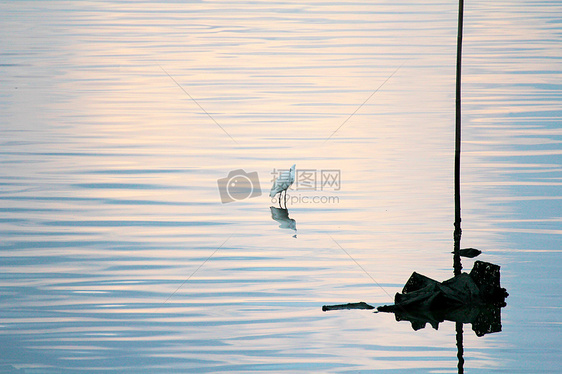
top-left (323, 261), bottom-right (509, 336)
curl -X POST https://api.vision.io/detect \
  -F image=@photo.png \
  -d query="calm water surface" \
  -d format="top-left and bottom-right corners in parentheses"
top-left (1, 1), bottom-right (561, 373)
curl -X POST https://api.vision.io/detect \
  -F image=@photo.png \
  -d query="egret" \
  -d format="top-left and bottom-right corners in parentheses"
top-left (269, 164), bottom-right (296, 207)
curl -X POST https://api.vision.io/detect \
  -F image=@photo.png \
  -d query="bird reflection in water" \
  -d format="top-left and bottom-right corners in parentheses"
top-left (270, 206), bottom-right (297, 237)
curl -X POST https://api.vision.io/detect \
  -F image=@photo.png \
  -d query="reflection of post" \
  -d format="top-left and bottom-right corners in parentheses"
top-left (453, 0), bottom-right (464, 277)
top-left (456, 321), bottom-right (465, 374)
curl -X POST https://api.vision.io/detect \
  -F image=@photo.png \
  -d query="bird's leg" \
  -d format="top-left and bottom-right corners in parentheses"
top-left (283, 190), bottom-right (288, 208)
top-left (278, 192), bottom-right (282, 208)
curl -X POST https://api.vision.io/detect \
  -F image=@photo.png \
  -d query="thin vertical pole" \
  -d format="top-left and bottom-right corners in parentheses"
top-left (454, 0), bottom-right (464, 276)
top-left (456, 322), bottom-right (465, 373)
top-left (454, 5), bottom-right (466, 372)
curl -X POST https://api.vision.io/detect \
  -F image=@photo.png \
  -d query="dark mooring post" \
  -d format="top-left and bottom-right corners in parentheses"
top-left (454, 6), bottom-right (466, 373)
top-left (453, 0), bottom-right (464, 277)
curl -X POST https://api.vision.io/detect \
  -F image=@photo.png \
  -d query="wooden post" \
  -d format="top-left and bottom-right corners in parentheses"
top-left (454, 6), bottom-right (466, 371)
top-left (453, 0), bottom-right (464, 277)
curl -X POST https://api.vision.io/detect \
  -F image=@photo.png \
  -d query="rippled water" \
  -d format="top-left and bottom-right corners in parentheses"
top-left (1, 1), bottom-right (561, 373)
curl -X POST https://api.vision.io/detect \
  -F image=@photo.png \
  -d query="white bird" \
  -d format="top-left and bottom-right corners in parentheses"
top-left (270, 164), bottom-right (296, 207)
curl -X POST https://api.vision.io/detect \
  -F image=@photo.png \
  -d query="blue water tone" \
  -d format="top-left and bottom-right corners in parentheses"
top-left (0, 1), bottom-right (560, 372)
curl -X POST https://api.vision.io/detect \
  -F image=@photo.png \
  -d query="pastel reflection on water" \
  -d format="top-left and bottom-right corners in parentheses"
top-left (0, 0), bottom-right (560, 373)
